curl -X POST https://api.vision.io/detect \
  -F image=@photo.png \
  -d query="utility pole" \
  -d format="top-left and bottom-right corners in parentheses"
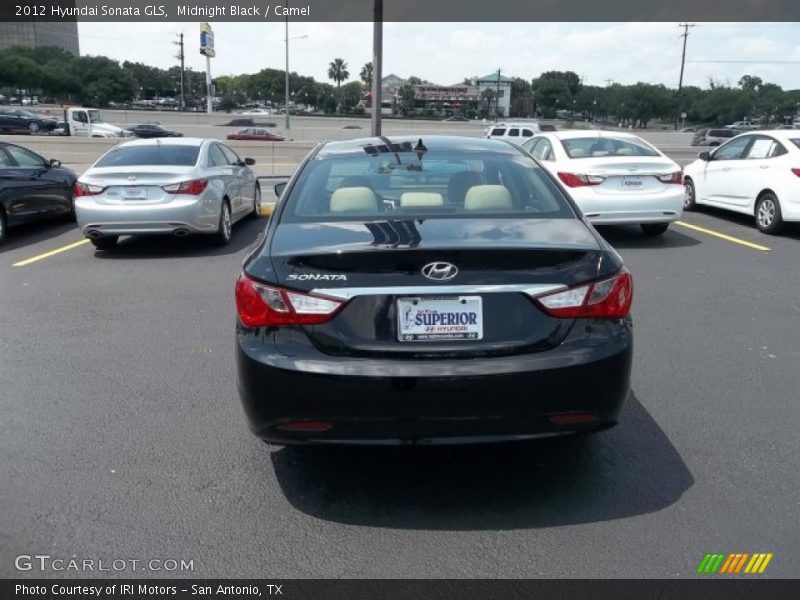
top-left (604, 78), bottom-right (614, 87)
top-left (370, 0), bottom-right (383, 136)
top-left (284, 3), bottom-right (290, 130)
top-left (173, 32), bottom-right (185, 111)
top-left (495, 68), bottom-right (501, 120)
top-left (676, 23), bottom-right (695, 129)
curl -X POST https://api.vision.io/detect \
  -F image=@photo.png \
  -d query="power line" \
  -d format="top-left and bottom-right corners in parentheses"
top-left (689, 59), bottom-right (800, 64)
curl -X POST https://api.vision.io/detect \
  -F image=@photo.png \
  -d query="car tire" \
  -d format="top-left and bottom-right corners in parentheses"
top-left (683, 178), bottom-right (697, 211)
top-left (214, 200), bottom-right (232, 245)
top-left (90, 236), bottom-right (118, 250)
top-left (0, 208), bottom-right (7, 244)
top-left (29, 122), bottom-right (39, 134)
top-left (250, 185), bottom-right (262, 219)
top-left (754, 191), bottom-right (784, 235)
top-left (641, 223), bottom-right (670, 236)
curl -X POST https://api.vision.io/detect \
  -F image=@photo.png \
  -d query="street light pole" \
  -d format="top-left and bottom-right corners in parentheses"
top-left (370, 0), bottom-right (383, 136)
top-left (285, 6), bottom-right (290, 130)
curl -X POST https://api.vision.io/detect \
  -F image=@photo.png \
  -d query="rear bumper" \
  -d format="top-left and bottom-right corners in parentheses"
top-left (237, 318), bottom-right (633, 445)
top-left (574, 189), bottom-right (684, 225)
top-left (75, 196), bottom-right (220, 237)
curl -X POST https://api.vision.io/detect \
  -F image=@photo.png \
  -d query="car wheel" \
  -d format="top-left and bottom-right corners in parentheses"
top-left (683, 178), bottom-right (697, 211)
top-left (641, 223), bottom-right (670, 236)
top-left (29, 122), bottom-right (39, 133)
top-left (90, 236), bottom-right (118, 250)
top-left (0, 209), bottom-right (7, 244)
top-left (754, 192), bottom-right (784, 235)
top-left (214, 200), bottom-right (232, 245)
top-left (250, 185), bottom-right (262, 218)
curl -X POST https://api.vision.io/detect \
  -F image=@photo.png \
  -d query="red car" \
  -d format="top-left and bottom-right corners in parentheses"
top-left (226, 128), bottom-right (286, 141)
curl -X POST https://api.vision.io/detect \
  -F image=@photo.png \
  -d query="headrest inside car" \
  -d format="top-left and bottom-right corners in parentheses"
top-left (330, 187), bottom-right (377, 213)
top-left (464, 185), bottom-right (513, 211)
top-left (400, 192), bottom-right (444, 207)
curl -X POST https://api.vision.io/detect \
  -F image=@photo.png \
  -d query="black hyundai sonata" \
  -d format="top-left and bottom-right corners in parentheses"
top-left (236, 136), bottom-right (633, 445)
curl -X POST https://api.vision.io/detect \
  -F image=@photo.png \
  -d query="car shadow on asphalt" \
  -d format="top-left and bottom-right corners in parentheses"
top-left (0, 218), bottom-right (78, 254)
top-left (90, 217), bottom-right (268, 259)
top-left (269, 392), bottom-right (694, 530)
top-left (594, 224), bottom-right (701, 249)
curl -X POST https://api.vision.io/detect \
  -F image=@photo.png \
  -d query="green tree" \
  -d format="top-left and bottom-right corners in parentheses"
top-left (327, 58), bottom-right (349, 89)
top-left (359, 62), bottom-right (373, 88)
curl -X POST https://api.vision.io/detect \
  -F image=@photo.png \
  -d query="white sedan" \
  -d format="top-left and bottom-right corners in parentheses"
top-left (683, 130), bottom-right (800, 234)
top-left (521, 131), bottom-right (684, 236)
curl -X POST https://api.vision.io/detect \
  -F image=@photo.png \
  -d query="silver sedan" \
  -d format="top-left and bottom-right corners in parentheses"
top-left (75, 137), bottom-right (261, 249)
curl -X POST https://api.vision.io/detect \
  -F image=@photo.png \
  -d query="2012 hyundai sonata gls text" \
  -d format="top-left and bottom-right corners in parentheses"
top-left (236, 136), bottom-right (633, 445)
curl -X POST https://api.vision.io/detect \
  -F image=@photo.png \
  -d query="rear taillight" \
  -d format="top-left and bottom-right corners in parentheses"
top-left (657, 171), bottom-right (683, 184)
top-left (235, 273), bottom-right (344, 327)
top-left (792, 168), bottom-right (800, 177)
top-left (557, 172), bottom-right (606, 187)
top-left (72, 182), bottom-right (104, 196)
top-left (533, 268), bottom-right (633, 319)
top-left (162, 179), bottom-right (209, 195)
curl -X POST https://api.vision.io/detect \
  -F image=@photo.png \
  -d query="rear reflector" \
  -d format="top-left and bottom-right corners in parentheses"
top-left (276, 421), bottom-right (333, 432)
top-left (533, 268), bottom-right (633, 319)
top-left (557, 172), bottom-right (606, 187)
top-left (657, 171), bottom-right (683, 184)
top-left (549, 413), bottom-right (601, 426)
top-left (235, 273), bottom-right (344, 327)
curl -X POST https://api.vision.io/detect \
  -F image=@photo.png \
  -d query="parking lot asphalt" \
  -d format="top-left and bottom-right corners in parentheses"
top-left (1, 148), bottom-right (799, 578)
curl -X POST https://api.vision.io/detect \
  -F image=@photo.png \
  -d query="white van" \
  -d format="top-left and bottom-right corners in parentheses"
top-left (485, 121), bottom-right (543, 145)
top-left (65, 107), bottom-right (133, 138)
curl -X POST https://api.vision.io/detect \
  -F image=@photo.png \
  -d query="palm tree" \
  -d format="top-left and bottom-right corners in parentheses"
top-left (327, 58), bottom-right (349, 90)
top-left (360, 62), bottom-right (373, 88)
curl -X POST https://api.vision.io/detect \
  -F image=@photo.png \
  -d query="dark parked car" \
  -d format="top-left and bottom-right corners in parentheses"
top-left (0, 108), bottom-right (59, 134)
top-left (0, 142), bottom-right (77, 243)
top-left (128, 123), bottom-right (183, 138)
top-left (235, 136), bottom-right (634, 445)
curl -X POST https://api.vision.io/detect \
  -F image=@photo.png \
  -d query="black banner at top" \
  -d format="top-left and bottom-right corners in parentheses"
top-left (1, 0), bottom-right (800, 22)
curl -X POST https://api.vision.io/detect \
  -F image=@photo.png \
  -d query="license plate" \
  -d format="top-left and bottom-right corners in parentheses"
top-left (122, 186), bottom-right (146, 200)
top-left (397, 296), bottom-right (483, 342)
top-left (621, 176), bottom-right (644, 189)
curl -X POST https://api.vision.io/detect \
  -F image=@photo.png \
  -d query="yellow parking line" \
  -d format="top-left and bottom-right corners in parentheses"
top-left (12, 239), bottom-right (90, 267)
top-left (674, 221), bottom-right (770, 252)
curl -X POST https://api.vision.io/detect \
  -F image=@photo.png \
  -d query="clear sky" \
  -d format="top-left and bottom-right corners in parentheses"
top-left (78, 22), bottom-right (800, 90)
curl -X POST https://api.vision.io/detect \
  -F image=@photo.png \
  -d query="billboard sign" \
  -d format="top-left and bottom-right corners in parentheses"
top-left (200, 22), bottom-right (215, 57)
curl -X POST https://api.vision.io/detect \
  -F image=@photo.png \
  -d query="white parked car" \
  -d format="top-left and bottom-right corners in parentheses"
top-left (521, 131), bottom-right (684, 236)
top-left (240, 108), bottom-right (272, 116)
top-left (683, 130), bottom-right (800, 234)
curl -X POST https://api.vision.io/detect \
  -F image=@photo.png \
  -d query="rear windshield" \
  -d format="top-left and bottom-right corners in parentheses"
top-left (561, 137), bottom-right (659, 159)
top-left (281, 149), bottom-right (574, 223)
top-left (95, 144), bottom-right (200, 167)
top-left (791, 139), bottom-right (800, 150)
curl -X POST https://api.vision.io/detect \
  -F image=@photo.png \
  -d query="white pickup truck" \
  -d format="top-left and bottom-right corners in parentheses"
top-left (63, 107), bottom-right (133, 138)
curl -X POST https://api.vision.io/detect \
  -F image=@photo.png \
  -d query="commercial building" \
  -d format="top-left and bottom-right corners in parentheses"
top-left (0, 22), bottom-right (80, 55)
top-left (377, 73), bottom-right (513, 117)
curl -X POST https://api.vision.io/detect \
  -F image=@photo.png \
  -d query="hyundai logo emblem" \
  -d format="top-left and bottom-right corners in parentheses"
top-left (421, 262), bottom-right (458, 281)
